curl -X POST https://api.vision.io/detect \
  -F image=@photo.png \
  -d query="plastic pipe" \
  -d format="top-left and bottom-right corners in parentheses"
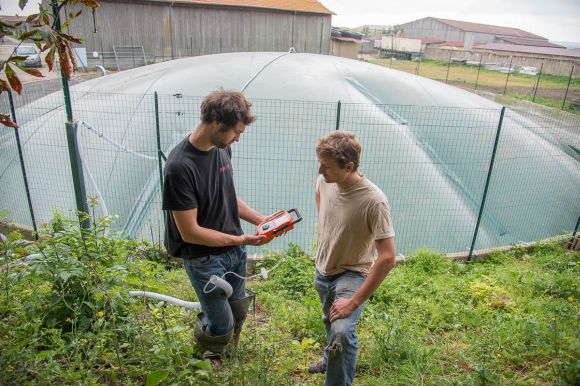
top-left (96, 65), bottom-right (107, 76)
top-left (208, 275), bottom-right (233, 297)
top-left (130, 276), bottom-right (232, 310)
top-left (129, 291), bottom-right (201, 309)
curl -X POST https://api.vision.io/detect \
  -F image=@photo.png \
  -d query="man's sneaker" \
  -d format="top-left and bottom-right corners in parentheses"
top-left (307, 361), bottom-right (326, 374)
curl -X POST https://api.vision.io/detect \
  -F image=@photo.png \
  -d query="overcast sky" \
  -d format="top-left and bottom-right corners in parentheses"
top-left (2, 0), bottom-right (579, 42)
top-left (323, 0), bottom-right (580, 42)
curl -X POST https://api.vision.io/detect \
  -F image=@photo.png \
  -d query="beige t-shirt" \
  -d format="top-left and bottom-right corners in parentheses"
top-left (315, 174), bottom-right (395, 276)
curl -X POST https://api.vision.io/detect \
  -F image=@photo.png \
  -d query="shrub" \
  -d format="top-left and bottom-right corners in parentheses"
top-left (405, 248), bottom-right (452, 275)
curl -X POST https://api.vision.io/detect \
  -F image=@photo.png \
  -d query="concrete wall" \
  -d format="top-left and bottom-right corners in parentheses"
top-left (424, 47), bottom-right (579, 76)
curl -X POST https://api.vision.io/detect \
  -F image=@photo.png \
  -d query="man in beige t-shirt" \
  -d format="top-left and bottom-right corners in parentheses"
top-left (308, 131), bottom-right (396, 386)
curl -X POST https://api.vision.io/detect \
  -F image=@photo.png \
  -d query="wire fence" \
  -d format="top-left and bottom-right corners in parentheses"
top-left (1, 85), bottom-right (579, 258)
top-left (368, 55), bottom-right (579, 113)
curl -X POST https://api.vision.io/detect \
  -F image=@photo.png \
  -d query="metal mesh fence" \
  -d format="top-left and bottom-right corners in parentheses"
top-left (2, 89), bottom-right (75, 228)
top-left (370, 56), bottom-right (579, 114)
top-left (474, 107), bottom-right (580, 251)
top-left (0, 124), bottom-right (31, 226)
top-left (1, 87), bottom-right (579, 257)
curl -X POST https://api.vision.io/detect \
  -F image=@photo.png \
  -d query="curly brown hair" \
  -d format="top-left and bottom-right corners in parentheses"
top-left (316, 131), bottom-right (361, 171)
top-left (200, 89), bottom-right (256, 129)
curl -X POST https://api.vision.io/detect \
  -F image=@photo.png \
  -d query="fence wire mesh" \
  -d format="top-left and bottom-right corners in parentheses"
top-left (1, 87), bottom-right (579, 257)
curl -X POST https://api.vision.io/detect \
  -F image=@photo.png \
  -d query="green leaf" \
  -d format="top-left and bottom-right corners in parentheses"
top-left (57, 270), bottom-right (73, 282)
top-left (182, 345), bottom-right (193, 356)
top-left (167, 323), bottom-right (187, 333)
top-left (145, 370), bottom-right (169, 386)
top-left (19, 0), bottom-right (28, 10)
top-left (191, 359), bottom-right (212, 372)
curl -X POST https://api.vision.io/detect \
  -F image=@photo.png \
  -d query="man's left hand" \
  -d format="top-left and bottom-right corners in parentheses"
top-left (330, 297), bottom-right (357, 322)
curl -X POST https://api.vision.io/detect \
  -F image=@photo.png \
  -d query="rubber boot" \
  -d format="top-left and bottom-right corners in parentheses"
top-left (228, 289), bottom-right (255, 347)
top-left (193, 312), bottom-right (234, 359)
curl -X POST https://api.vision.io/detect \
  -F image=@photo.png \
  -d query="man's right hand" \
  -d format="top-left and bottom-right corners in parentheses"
top-left (240, 234), bottom-right (269, 246)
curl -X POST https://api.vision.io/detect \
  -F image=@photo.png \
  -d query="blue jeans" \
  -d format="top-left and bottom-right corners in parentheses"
top-left (315, 270), bottom-right (365, 386)
top-left (183, 246), bottom-right (247, 336)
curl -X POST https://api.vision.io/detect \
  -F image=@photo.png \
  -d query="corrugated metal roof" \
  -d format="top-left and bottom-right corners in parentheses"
top-left (441, 40), bottom-right (464, 47)
top-left (474, 43), bottom-right (580, 58)
top-left (331, 36), bottom-right (366, 44)
top-left (497, 36), bottom-right (564, 48)
top-left (420, 37), bottom-right (446, 44)
top-left (433, 17), bottom-right (545, 39)
top-left (150, 0), bottom-right (333, 14)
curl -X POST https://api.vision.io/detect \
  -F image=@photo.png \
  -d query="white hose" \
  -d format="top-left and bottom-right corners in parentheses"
top-left (130, 274), bottom-right (233, 309)
top-left (203, 274), bottom-right (233, 297)
top-left (129, 291), bottom-right (201, 309)
top-left (240, 48), bottom-right (295, 92)
top-left (78, 121), bottom-right (156, 161)
top-left (75, 120), bottom-right (158, 220)
top-left (95, 65), bottom-right (107, 76)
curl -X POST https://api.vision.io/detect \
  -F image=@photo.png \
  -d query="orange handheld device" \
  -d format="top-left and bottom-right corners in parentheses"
top-left (257, 209), bottom-right (302, 242)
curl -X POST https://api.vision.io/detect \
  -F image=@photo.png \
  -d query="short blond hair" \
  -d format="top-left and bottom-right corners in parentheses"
top-left (316, 131), bottom-right (361, 171)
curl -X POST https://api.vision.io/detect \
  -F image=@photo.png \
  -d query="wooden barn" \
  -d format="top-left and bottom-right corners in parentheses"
top-left (46, 0), bottom-right (333, 69)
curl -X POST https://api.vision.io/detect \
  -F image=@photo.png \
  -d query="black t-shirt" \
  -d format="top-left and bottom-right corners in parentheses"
top-left (162, 136), bottom-right (242, 258)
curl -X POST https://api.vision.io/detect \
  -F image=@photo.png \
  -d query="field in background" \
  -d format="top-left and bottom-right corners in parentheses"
top-left (368, 57), bottom-right (580, 114)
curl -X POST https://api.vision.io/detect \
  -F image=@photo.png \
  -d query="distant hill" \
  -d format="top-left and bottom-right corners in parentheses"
top-left (351, 24), bottom-right (393, 36)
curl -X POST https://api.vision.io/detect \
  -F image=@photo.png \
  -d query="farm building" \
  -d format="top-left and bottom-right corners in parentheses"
top-left (44, 0), bottom-right (333, 69)
top-left (397, 17), bottom-right (578, 76)
top-left (0, 15), bottom-right (38, 35)
top-left (330, 28), bottom-right (367, 59)
top-left (398, 17), bottom-right (562, 51)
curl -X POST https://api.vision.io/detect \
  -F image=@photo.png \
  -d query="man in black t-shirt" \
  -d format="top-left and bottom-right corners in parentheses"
top-left (162, 90), bottom-right (271, 360)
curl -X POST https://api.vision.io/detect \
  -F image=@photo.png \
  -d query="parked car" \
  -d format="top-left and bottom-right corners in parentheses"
top-left (519, 66), bottom-right (539, 76)
top-left (15, 45), bottom-right (42, 68)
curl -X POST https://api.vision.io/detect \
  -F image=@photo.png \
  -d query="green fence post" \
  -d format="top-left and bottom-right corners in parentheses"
top-left (154, 92), bottom-right (165, 192)
top-left (445, 51), bottom-right (452, 84)
top-left (572, 215), bottom-right (580, 238)
top-left (52, 0), bottom-right (89, 229)
top-left (335, 100), bottom-right (341, 130)
top-left (503, 56), bottom-right (513, 95)
top-left (468, 107), bottom-right (505, 261)
top-left (475, 56), bottom-right (482, 90)
top-left (154, 92), bottom-right (166, 226)
top-left (532, 62), bottom-right (543, 102)
top-left (65, 122), bottom-right (90, 229)
top-left (561, 65), bottom-right (575, 110)
top-left (8, 91), bottom-right (38, 238)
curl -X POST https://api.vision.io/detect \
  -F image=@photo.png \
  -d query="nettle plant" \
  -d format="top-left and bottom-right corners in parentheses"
top-left (23, 209), bottom-right (137, 333)
top-left (0, 0), bottom-right (99, 128)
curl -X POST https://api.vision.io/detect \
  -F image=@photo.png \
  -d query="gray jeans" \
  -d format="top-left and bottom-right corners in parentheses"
top-left (315, 270), bottom-right (365, 386)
